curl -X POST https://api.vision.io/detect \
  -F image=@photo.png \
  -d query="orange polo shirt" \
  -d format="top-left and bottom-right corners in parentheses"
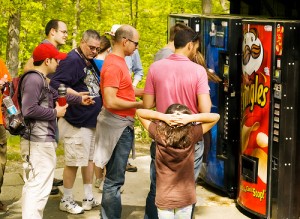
top-left (0, 59), bottom-right (11, 124)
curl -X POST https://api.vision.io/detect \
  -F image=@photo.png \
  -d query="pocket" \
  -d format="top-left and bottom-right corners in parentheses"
top-left (64, 137), bottom-right (84, 160)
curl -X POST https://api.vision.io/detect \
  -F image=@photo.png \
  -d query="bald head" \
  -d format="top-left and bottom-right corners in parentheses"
top-left (114, 25), bottom-right (139, 43)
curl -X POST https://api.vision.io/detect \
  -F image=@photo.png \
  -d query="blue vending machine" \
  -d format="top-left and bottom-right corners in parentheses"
top-left (199, 15), bottom-right (243, 198)
top-left (167, 14), bottom-right (243, 198)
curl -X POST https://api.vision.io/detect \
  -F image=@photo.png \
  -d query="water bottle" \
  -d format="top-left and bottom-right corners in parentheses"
top-left (57, 84), bottom-right (67, 106)
top-left (3, 96), bottom-right (18, 115)
top-left (3, 96), bottom-right (24, 132)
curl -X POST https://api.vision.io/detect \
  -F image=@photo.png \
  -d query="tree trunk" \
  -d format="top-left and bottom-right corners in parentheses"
top-left (97, 0), bottom-right (101, 21)
top-left (134, 0), bottom-right (138, 27)
top-left (202, 0), bottom-right (212, 14)
top-left (72, 0), bottom-right (81, 49)
top-left (6, 10), bottom-right (21, 77)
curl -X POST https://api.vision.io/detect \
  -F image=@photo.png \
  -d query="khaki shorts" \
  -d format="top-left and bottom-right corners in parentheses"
top-left (58, 118), bottom-right (95, 167)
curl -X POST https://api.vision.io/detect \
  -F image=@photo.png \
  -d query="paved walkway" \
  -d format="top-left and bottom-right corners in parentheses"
top-left (0, 156), bottom-right (251, 219)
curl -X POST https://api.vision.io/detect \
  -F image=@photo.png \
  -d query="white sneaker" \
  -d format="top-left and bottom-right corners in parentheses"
top-left (82, 198), bottom-right (100, 211)
top-left (59, 198), bottom-right (84, 214)
top-left (94, 178), bottom-right (103, 188)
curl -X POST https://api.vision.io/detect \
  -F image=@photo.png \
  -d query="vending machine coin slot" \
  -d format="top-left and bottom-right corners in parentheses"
top-left (274, 83), bottom-right (282, 99)
top-left (272, 156), bottom-right (278, 171)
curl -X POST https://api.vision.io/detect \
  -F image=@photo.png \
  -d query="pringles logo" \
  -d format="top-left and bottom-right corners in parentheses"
top-left (242, 74), bottom-right (269, 111)
top-left (242, 26), bottom-right (269, 112)
top-left (242, 28), bottom-right (263, 76)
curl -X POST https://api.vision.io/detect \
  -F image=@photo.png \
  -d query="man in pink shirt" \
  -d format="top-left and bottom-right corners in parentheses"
top-left (143, 28), bottom-right (211, 219)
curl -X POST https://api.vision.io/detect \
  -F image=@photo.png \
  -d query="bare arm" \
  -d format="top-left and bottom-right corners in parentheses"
top-left (143, 94), bottom-right (156, 109)
top-left (175, 113), bottom-right (220, 134)
top-left (104, 87), bottom-right (143, 110)
top-left (197, 94), bottom-right (212, 113)
top-left (134, 87), bottom-right (144, 97)
top-left (66, 88), bottom-right (90, 96)
top-left (136, 109), bottom-right (175, 131)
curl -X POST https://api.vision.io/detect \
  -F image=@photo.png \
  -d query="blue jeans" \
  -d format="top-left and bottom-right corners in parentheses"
top-left (101, 127), bottom-right (133, 219)
top-left (144, 140), bottom-right (204, 219)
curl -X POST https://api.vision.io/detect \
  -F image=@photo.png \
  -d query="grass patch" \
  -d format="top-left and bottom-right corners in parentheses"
top-left (7, 135), bottom-right (21, 161)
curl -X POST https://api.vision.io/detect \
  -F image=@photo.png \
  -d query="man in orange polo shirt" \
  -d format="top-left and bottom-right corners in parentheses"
top-left (0, 59), bottom-right (11, 212)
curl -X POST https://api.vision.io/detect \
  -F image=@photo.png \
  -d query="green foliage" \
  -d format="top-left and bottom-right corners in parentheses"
top-left (7, 135), bottom-right (21, 161)
top-left (0, 0), bottom-right (229, 141)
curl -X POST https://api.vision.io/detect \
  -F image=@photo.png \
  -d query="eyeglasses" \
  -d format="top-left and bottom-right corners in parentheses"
top-left (86, 44), bottom-right (101, 53)
top-left (123, 37), bottom-right (139, 47)
top-left (58, 30), bottom-right (68, 35)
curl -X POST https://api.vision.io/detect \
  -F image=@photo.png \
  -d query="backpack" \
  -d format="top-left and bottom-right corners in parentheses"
top-left (1, 71), bottom-right (46, 135)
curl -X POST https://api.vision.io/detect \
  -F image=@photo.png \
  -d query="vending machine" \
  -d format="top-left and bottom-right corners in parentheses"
top-left (168, 13), bottom-right (201, 37)
top-left (199, 15), bottom-right (243, 198)
top-left (237, 19), bottom-right (300, 218)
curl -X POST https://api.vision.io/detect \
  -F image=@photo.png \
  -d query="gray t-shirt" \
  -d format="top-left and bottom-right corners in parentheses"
top-left (154, 47), bottom-right (173, 62)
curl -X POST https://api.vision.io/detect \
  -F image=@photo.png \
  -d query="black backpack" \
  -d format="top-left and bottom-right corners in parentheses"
top-left (1, 71), bottom-right (46, 135)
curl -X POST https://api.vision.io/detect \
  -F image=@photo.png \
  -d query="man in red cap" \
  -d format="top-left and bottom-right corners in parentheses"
top-left (19, 43), bottom-right (94, 219)
top-left (23, 19), bottom-right (69, 194)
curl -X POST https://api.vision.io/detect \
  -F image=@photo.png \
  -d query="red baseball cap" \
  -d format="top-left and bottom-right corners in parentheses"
top-left (33, 43), bottom-right (67, 62)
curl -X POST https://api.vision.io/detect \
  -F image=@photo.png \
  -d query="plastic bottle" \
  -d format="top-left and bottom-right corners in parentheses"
top-left (3, 96), bottom-right (18, 115)
top-left (57, 84), bottom-right (67, 106)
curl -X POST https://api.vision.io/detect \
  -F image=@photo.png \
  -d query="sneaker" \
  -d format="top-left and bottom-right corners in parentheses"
top-left (50, 186), bottom-right (59, 195)
top-left (126, 163), bottom-right (137, 172)
top-left (94, 178), bottom-right (103, 188)
top-left (59, 198), bottom-right (84, 214)
top-left (82, 198), bottom-right (100, 211)
top-left (0, 201), bottom-right (7, 212)
top-left (53, 178), bottom-right (63, 186)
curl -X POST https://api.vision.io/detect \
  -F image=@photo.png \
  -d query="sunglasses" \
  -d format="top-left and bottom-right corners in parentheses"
top-left (123, 37), bottom-right (139, 47)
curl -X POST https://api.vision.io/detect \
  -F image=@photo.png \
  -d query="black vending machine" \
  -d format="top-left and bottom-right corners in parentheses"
top-left (237, 19), bottom-right (300, 218)
top-left (168, 13), bottom-right (201, 37)
top-left (199, 15), bottom-right (243, 198)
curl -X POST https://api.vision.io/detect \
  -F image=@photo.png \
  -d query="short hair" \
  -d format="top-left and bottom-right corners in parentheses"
top-left (169, 22), bottom-right (191, 41)
top-left (33, 60), bottom-right (44, 66)
top-left (156, 104), bottom-right (193, 149)
top-left (114, 25), bottom-right (134, 43)
top-left (45, 19), bottom-right (64, 36)
top-left (82, 29), bottom-right (101, 42)
top-left (174, 29), bottom-right (200, 49)
top-left (98, 36), bottom-right (111, 54)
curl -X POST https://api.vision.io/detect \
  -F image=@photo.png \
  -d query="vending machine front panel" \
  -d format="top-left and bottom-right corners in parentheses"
top-left (200, 16), bottom-right (242, 197)
top-left (238, 19), bottom-right (300, 219)
top-left (238, 21), bottom-right (272, 217)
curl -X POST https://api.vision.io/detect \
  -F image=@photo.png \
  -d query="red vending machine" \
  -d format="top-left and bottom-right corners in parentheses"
top-left (237, 19), bottom-right (300, 218)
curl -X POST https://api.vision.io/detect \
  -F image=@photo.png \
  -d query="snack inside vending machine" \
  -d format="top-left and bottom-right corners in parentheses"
top-left (237, 19), bottom-right (300, 218)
